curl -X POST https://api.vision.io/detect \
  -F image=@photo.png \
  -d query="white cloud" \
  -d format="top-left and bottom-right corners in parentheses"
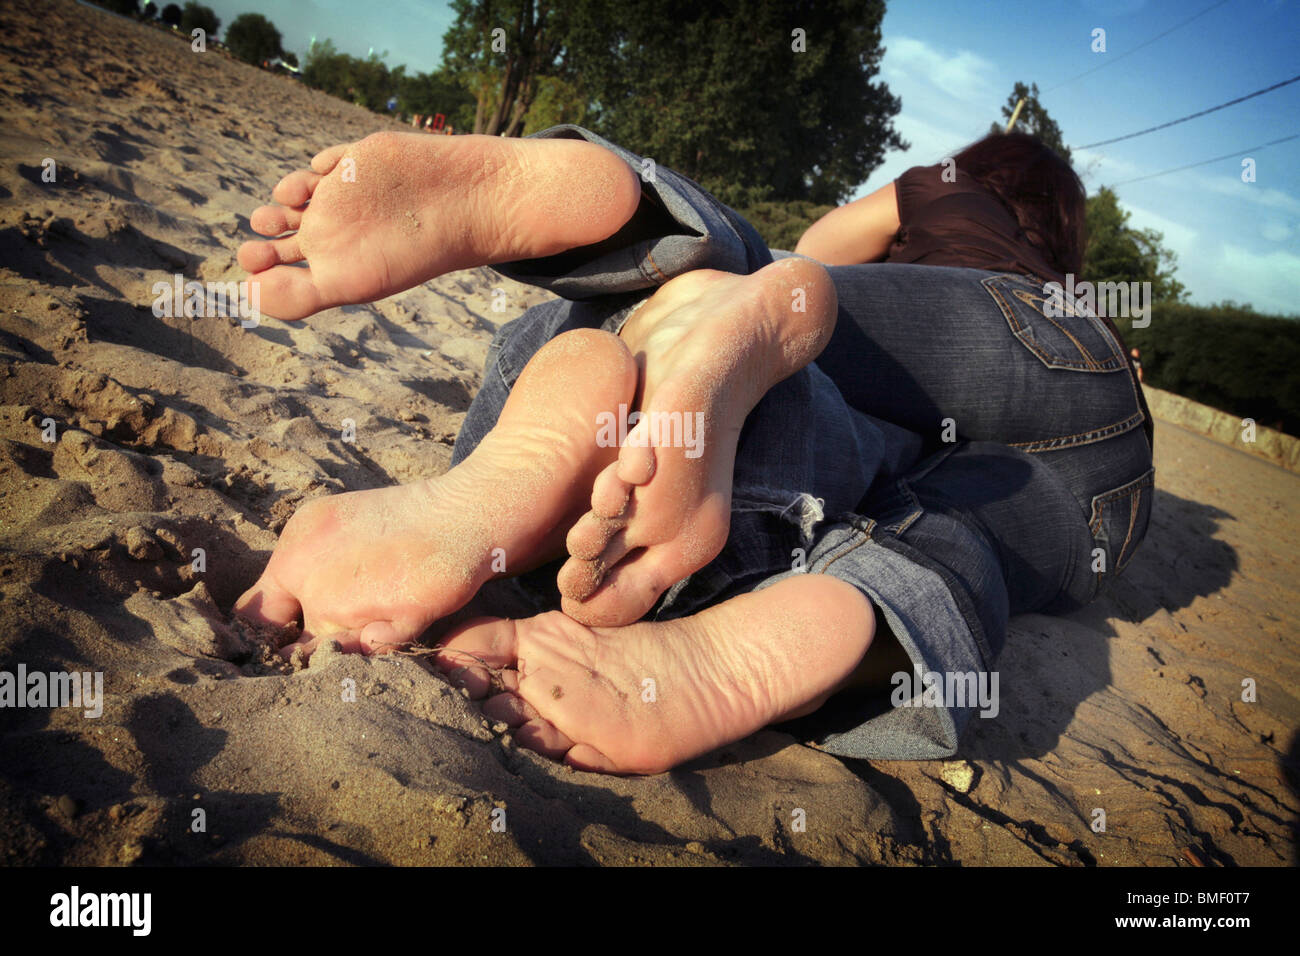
top-left (1122, 202), bottom-right (1199, 249)
top-left (884, 36), bottom-right (1000, 108)
top-left (1189, 171), bottom-right (1300, 217)
top-left (1180, 242), bottom-right (1300, 316)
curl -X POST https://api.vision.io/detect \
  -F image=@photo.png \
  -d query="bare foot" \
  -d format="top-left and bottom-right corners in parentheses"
top-left (237, 131), bottom-right (642, 320)
top-left (434, 574), bottom-right (876, 774)
top-left (234, 329), bottom-right (635, 655)
top-left (556, 257), bottom-right (836, 627)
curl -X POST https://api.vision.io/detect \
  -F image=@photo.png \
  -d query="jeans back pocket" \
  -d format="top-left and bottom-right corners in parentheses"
top-left (983, 274), bottom-right (1127, 372)
top-left (1089, 467), bottom-right (1155, 579)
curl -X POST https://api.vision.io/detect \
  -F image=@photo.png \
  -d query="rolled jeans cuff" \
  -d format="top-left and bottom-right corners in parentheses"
top-left (492, 124), bottom-right (773, 308)
top-left (769, 513), bottom-right (1006, 762)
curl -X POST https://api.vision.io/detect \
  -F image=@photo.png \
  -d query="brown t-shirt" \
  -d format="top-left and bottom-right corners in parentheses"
top-left (883, 163), bottom-right (1152, 452)
top-left (885, 164), bottom-right (1065, 285)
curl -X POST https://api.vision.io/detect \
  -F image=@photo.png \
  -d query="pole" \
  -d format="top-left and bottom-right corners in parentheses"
top-left (1005, 97), bottom-right (1027, 133)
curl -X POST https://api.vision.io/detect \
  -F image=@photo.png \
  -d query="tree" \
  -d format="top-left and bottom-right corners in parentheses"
top-left (442, 0), bottom-right (570, 137)
top-left (1083, 187), bottom-right (1185, 303)
top-left (225, 13), bottom-right (284, 66)
top-left (441, 0), bottom-right (904, 207)
top-left (179, 2), bottom-right (219, 39)
top-left (574, 0), bottom-right (905, 207)
top-left (395, 67), bottom-right (476, 130)
top-left (992, 81), bottom-right (1071, 164)
top-left (161, 3), bottom-right (181, 27)
top-left (140, 1), bottom-right (158, 18)
top-left (301, 39), bottom-right (398, 111)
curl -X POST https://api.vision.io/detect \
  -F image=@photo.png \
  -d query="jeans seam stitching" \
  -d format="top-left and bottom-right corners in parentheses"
top-left (818, 533), bottom-right (872, 576)
top-left (1013, 411), bottom-right (1146, 451)
top-left (643, 245), bottom-right (669, 283)
top-left (985, 275), bottom-right (1126, 371)
top-left (1116, 484), bottom-right (1142, 570)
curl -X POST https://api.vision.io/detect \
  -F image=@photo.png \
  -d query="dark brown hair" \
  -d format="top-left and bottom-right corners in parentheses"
top-left (952, 132), bottom-right (1086, 276)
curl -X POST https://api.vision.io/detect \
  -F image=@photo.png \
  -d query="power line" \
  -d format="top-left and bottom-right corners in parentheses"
top-left (1076, 72), bottom-right (1300, 149)
top-left (1112, 132), bottom-right (1299, 185)
top-left (1043, 0), bottom-right (1231, 94)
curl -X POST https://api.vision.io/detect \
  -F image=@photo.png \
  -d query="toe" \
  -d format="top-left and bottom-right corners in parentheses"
top-left (238, 236), bottom-right (303, 272)
top-left (482, 692), bottom-right (543, 726)
top-left (562, 546), bottom-right (684, 627)
top-left (436, 617), bottom-right (519, 668)
top-left (272, 169), bottom-right (323, 207)
top-left (234, 576), bottom-right (301, 629)
top-left (311, 143), bottom-right (350, 174)
top-left (565, 510), bottom-right (625, 561)
top-left (358, 620), bottom-right (409, 655)
top-left (439, 657), bottom-right (495, 698)
top-left (250, 203), bottom-right (303, 236)
top-left (512, 716), bottom-right (577, 760)
top-left (557, 555), bottom-right (606, 602)
top-left (590, 460), bottom-right (631, 517)
top-left (564, 744), bottom-right (623, 774)
top-left (243, 266), bottom-right (326, 321)
top-left (616, 420), bottom-right (656, 484)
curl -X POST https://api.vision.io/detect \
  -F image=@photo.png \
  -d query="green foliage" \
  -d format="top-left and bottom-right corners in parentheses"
top-left (179, 2), bottom-right (219, 37)
top-left (302, 40), bottom-right (391, 110)
top-left (161, 3), bottom-right (181, 27)
top-left (224, 13), bottom-right (283, 66)
top-left (442, 0), bottom-right (903, 206)
top-left (992, 81), bottom-right (1071, 164)
top-left (1083, 187), bottom-right (1185, 303)
top-left (140, 1), bottom-right (158, 19)
top-left (301, 39), bottom-right (474, 123)
top-left (395, 68), bottom-right (476, 129)
top-left (735, 200), bottom-right (835, 252)
top-left (1120, 303), bottom-right (1300, 435)
top-left (442, 0), bottom-right (569, 136)
top-left (521, 75), bottom-right (587, 135)
top-left (562, 0), bottom-right (904, 208)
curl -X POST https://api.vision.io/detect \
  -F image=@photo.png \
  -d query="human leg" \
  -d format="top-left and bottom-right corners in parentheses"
top-left (817, 264), bottom-right (1155, 586)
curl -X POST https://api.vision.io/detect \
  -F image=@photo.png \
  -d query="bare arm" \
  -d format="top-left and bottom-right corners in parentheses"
top-left (793, 181), bottom-right (901, 265)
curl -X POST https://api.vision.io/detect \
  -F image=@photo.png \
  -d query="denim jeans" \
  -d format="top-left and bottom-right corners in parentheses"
top-left (451, 126), bottom-right (1154, 760)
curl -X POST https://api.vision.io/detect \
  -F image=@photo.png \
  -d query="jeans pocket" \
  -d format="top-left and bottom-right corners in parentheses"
top-left (982, 274), bottom-right (1126, 372)
top-left (1089, 467), bottom-right (1155, 577)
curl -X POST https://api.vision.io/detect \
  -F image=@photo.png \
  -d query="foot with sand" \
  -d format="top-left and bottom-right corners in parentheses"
top-left (435, 574), bottom-right (877, 774)
top-left (558, 257), bottom-right (836, 627)
top-left (237, 131), bottom-right (642, 320)
top-left (234, 329), bottom-right (636, 656)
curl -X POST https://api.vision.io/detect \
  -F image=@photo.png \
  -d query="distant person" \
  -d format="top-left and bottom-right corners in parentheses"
top-left (1131, 347), bottom-right (1144, 382)
top-left (234, 128), bottom-right (1152, 775)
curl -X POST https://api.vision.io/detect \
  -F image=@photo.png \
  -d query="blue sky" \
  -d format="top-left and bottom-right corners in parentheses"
top-left (201, 0), bottom-right (1299, 315)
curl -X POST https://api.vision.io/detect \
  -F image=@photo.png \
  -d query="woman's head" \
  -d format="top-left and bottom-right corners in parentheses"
top-left (952, 132), bottom-right (1086, 277)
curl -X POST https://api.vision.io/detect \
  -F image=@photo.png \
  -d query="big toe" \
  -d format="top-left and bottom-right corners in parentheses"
top-left (561, 546), bottom-right (686, 627)
top-left (242, 266), bottom-right (326, 321)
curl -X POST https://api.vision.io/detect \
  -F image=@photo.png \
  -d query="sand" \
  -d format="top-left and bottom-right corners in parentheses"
top-left (0, 0), bottom-right (1296, 866)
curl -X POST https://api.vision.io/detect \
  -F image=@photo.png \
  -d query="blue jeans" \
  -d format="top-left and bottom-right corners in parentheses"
top-left (451, 126), bottom-right (1154, 760)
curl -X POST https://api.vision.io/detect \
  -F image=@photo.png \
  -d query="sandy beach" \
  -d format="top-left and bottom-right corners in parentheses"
top-left (0, 0), bottom-right (1296, 866)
